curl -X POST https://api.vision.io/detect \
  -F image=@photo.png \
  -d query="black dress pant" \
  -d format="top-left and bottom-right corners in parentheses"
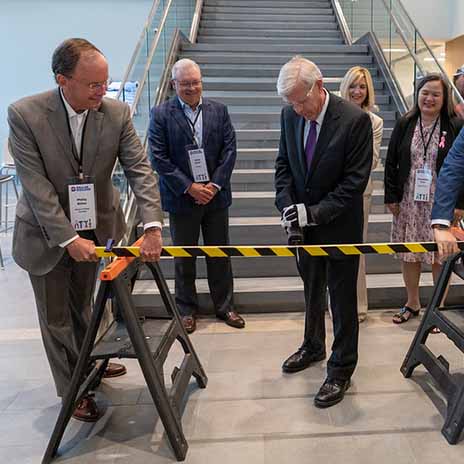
top-left (297, 251), bottom-right (359, 381)
top-left (169, 207), bottom-right (234, 317)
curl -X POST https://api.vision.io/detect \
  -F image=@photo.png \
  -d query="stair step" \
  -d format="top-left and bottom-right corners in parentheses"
top-left (184, 44), bottom-right (367, 54)
top-left (234, 149), bottom-right (389, 169)
top-left (199, 28), bottom-right (341, 38)
top-left (202, 76), bottom-right (382, 91)
top-left (229, 169), bottom-right (386, 191)
top-left (197, 36), bottom-right (344, 45)
top-left (200, 64), bottom-right (380, 79)
top-left (204, 91), bottom-right (390, 106)
top-left (228, 189), bottom-right (388, 216)
top-left (202, 12), bottom-right (336, 21)
top-left (146, 254), bottom-right (403, 280)
top-left (201, 20), bottom-right (339, 30)
top-left (203, 6), bottom-right (333, 15)
top-left (205, 1), bottom-right (332, 7)
top-left (132, 273), bottom-right (464, 314)
top-left (181, 53), bottom-right (373, 65)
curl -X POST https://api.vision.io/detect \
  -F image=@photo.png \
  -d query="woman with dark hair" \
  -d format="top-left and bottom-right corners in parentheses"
top-left (385, 73), bottom-right (464, 324)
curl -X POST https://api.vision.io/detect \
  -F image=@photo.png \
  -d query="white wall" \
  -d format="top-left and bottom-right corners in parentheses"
top-left (450, 0), bottom-right (464, 38)
top-left (0, 0), bottom-right (153, 154)
top-left (401, 0), bottom-right (453, 41)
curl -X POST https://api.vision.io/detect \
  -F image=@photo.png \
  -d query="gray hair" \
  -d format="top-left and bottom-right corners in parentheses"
top-left (171, 58), bottom-right (201, 80)
top-left (277, 56), bottom-right (323, 97)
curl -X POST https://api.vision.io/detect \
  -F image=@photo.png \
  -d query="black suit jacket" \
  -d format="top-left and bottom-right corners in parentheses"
top-left (384, 114), bottom-right (464, 207)
top-left (275, 93), bottom-right (373, 245)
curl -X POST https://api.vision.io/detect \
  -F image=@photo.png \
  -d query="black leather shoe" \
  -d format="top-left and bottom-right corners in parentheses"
top-left (182, 316), bottom-right (196, 334)
top-left (314, 378), bottom-right (350, 408)
top-left (217, 311), bottom-right (245, 329)
top-left (282, 347), bottom-right (326, 373)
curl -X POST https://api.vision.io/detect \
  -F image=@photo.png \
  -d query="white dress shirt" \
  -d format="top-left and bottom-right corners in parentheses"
top-left (59, 89), bottom-right (161, 248)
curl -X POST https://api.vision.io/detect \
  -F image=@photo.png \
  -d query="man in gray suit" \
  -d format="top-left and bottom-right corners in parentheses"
top-left (7, 38), bottom-right (163, 422)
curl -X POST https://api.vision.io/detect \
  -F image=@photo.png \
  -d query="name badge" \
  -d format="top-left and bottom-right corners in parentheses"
top-left (188, 148), bottom-right (210, 183)
top-left (414, 167), bottom-right (432, 202)
top-left (68, 181), bottom-right (97, 231)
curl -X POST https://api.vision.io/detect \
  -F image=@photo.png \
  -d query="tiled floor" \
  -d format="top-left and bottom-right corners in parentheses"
top-left (1, 231), bottom-right (464, 463)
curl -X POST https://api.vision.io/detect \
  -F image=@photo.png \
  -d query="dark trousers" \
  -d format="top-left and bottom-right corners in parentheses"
top-left (297, 252), bottom-right (359, 381)
top-left (29, 254), bottom-right (99, 397)
top-left (169, 207), bottom-right (234, 317)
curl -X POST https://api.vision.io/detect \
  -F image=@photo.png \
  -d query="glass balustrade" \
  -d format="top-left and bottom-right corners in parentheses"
top-left (110, 0), bottom-right (198, 210)
top-left (335, 0), bottom-right (462, 111)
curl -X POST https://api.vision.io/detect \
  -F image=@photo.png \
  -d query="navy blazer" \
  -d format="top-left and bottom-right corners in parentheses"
top-left (148, 97), bottom-right (237, 214)
top-left (275, 93), bottom-right (373, 245)
top-left (432, 126), bottom-right (464, 222)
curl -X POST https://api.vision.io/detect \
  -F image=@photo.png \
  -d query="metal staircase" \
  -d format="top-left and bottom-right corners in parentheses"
top-left (130, 0), bottom-right (464, 314)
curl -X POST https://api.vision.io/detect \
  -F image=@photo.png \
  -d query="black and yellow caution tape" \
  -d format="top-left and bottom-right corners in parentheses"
top-left (94, 241), bottom-right (464, 259)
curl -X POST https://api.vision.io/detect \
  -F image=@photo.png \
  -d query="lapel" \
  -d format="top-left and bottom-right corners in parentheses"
top-left (171, 97), bottom-right (196, 144)
top-left (306, 92), bottom-right (341, 184)
top-left (82, 107), bottom-right (104, 175)
top-left (46, 89), bottom-right (79, 174)
top-left (201, 99), bottom-right (211, 148)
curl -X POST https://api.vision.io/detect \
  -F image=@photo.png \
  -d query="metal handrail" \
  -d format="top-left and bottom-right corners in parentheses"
top-left (381, 0), bottom-right (464, 105)
top-left (129, 0), bottom-right (174, 119)
top-left (331, 0), bottom-right (352, 46)
top-left (116, 0), bottom-right (162, 101)
top-left (189, 0), bottom-right (203, 43)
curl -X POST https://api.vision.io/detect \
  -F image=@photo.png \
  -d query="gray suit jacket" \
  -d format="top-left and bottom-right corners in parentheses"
top-left (8, 88), bottom-right (163, 275)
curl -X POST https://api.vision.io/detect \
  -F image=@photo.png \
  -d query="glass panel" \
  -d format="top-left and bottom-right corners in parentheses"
top-left (351, 0), bottom-right (372, 42)
top-left (111, 0), bottom-right (199, 210)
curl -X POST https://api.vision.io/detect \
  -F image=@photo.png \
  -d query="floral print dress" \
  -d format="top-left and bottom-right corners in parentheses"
top-left (391, 118), bottom-right (440, 264)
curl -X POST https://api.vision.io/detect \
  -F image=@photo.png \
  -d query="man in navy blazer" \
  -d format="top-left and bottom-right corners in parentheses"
top-left (148, 58), bottom-right (245, 333)
top-left (432, 127), bottom-right (464, 256)
top-left (275, 56), bottom-right (372, 408)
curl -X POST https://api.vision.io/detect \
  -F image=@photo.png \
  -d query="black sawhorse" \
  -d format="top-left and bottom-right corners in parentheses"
top-left (401, 252), bottom-right (464, 444)
top-left (41, 257), bottom-right (207, 463)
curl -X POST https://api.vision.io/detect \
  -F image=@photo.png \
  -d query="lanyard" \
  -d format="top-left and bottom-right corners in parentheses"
top-left (183, 105), bottom-right (202, 147)
top-left (419, 115), bottom-right (439, 163)
top-left (59, 91), bottom-right (88, 179)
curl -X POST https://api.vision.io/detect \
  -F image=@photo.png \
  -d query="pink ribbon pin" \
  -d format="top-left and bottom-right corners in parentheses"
top-left (439, 131), bottom-right (447, 149)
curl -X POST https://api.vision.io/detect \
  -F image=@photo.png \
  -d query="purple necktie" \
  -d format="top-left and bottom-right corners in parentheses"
top-left (305, 120), bottom-right (317, 171)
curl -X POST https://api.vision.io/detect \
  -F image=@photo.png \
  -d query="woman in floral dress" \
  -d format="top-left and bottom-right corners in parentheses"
top-left (384, 74), bottom-right (464, 324)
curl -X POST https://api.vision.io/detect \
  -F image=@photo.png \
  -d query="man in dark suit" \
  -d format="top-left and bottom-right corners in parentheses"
top-left (148, 58), bottom-right (245, 334)
top-left (432, 126), bottom-right (464, 255)
top-left (275, 56), bottom-right (373, 407)
top-left (7, 38), bottom-right (164, 421)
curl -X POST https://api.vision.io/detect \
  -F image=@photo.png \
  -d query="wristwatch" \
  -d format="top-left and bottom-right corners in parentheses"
top-left (432, 224), bottom-right (450, 230)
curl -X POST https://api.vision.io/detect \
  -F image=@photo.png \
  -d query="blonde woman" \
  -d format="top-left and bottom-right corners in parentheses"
top-left (340, 67), bottom-right (384, 322)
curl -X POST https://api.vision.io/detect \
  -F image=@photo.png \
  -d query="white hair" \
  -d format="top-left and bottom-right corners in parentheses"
top-left (276, 56), bottom-right (323, 97)
top-left (171, 58), bottom-right (201, 80)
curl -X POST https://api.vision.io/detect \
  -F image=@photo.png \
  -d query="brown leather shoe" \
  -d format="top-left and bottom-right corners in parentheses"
top-left (72, 394), bottom-right (100, 422)
top-left (182, 316), bottom-right (196, 334)
top-left (218, 311), bottom-right (245, 329)
top-left (103, 362), bottom-right (127, 378)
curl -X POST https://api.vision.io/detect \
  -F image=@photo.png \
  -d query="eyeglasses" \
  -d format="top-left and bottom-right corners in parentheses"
top-left (175, 79), bottom-right (202, 88)
top-left (66, 75), bottom-right (111, 91)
